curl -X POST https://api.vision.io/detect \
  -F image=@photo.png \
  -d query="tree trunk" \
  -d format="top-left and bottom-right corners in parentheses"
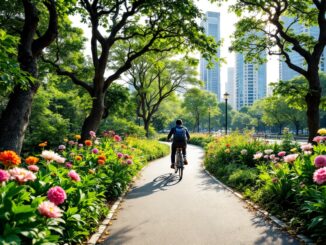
top-left (294, 123), bottom-right (300, 136)
top-left (0, 83), bottom-right (39, 153)
top-left (306, 74), bottom-right (321, 142)
top-left (144, 119), bottom-right (150, 138)
top-left (0, 41), bottom-right (39, 153)
top-left (81, 93), bottom-right (105, 141)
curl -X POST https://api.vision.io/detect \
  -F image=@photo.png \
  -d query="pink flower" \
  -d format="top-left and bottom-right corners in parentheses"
top-left (68, 170), bottom-right (80, 182)
top-left (253, 152), bottom-right (263, 160)
top-left (47, 186), bottom-right (67, 205)
top-left (127, 159), bottom-right (133, 165)
top-left (65, 162), bottom-right (73, 169)
top-left (89, 131), bottom-right (96, 138)
top-left (38, 201), bottom-right (62, 218)
top-left (68, 140), bottom-right (75, 145)
top-left (313, 136), bottom-right (326, 143)
top-left (78, 144), bottom-right (83, 148)
top-left (283, 154), bottom-right (299, 163)
top-left (9, 168), bottom-right (36, 184)
top-left (117, 152), bottom-right (123, 159)
top-left (269, 154), bottom-right (275, 160)
top-left (113, 135), bottom-right (121, 142)
top-left (313, 167), bottom-right (326, 184)
top-left (27, 165), bottom-right (39, 172)
top-left (278, 151), bottom-right (286, 157)
top-left (263, 155), bottom-right (269, 159)
top-left (58, 145), bottom-right (66, 150)
top-left (92, 148), bottom-right (99, 154)
top-left (0, 169), bottom-right (10, 182)
top-left (314, 155), bottom-right (326, 168)
top-left (300, 143), bottom-right (313, 151)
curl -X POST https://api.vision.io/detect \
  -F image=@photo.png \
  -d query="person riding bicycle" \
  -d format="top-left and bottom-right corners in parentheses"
top-left (167, 119), bottom-right (190, 169)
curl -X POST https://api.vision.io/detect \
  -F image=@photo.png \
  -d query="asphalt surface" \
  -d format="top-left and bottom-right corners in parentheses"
top-left (101, 144), bottom-right (299, 245)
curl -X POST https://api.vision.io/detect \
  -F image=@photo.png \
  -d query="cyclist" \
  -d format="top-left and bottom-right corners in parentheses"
top-left (167, 119), bottom-right (190, 169)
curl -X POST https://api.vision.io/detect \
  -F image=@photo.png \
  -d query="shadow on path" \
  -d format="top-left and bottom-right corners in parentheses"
top-left (251, 215), bottom-right (299, 245)
top-left (126, 173), bottom-right (181, 200)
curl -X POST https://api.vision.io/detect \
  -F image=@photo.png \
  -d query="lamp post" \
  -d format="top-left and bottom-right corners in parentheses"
top-left (223, 92), bottom-right (229, 135)
top-left (208, 107), bottom-right (211, 134)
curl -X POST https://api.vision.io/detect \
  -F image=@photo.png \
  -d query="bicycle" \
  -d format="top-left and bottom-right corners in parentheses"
top-left (174, 148), bottom-right (184, 180)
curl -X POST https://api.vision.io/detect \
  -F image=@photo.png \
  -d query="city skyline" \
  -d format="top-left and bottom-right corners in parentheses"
top-left (200, 11), bottom-right (221, 100)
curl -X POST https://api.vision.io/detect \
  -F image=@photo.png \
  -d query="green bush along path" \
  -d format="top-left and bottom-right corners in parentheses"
top-left (102, 144), bottom-right (298, 245)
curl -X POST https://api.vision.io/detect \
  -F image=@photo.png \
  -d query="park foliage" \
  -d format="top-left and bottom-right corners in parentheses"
top-left (197, 130), bottom-right (326, 242)
top-left (0, 131), bottom-right (169, 244)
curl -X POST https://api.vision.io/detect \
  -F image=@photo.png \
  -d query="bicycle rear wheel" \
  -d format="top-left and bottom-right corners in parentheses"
top-left (178, 166), bottom-right (183, 180)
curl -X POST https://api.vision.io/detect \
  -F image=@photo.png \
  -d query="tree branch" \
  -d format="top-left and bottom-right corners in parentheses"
top-left (42, 57), bottom-right (93, 94)
top-left (32, 0), bottom-right (58, 57)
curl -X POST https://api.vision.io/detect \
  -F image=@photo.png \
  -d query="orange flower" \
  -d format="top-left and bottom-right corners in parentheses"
top-left (97, 159), bottom-right (105, 165)
top-left (84, 140), bottom-right (92, 146)
top-left (0, 150), bottom-right (21, 167)
top-left (39, 141), bottom-right (47, 147)
top-left (75, 135), bottom-right (81, 140)
top-left (25, 156), bottom-right (39, 165)
top-left (75, 155), bottom-right (82, 161)
top-left (98, 155), bottom-right (106, 161)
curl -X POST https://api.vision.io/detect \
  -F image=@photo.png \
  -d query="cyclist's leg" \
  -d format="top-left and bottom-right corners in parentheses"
top-left (171, 143), bottom-right (176, 168)
top-left (182, 144), bottom-right (188, 165)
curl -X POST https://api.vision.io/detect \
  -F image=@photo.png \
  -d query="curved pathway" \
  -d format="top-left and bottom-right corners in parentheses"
top-left (101, 144), bottom-right (299, 245)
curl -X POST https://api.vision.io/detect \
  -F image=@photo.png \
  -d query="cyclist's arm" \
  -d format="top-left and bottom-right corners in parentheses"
top-left (167, 128), bottom-right (174, 141)
top-left (185, 129), bottom-right (190, 141)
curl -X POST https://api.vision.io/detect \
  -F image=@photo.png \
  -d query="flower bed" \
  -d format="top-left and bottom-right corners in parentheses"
top-left (0, 131), bottom-right (169, 244)
top-left (204, 131), bottom-right (326, 242)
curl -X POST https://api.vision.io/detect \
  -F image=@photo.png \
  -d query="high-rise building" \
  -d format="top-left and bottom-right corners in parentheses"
top-left (235, 53), bottom-right (267, 110)
top-left (279, 17), bottom-right (326, 81)
top-left (200, 11), bottom-right (221, 100)
top-left (226, 67), bottom-right (236, 109)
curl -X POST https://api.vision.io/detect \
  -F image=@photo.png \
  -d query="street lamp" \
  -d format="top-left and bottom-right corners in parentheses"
top-left (208, 107), bottom-right (211, 134)
top-left (223, 92), bottom-right (229, 135)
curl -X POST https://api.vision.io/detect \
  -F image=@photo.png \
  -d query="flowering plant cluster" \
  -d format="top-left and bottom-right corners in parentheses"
top-left (204, 131), bottom-right (326, 241)
top-left (0, 131), bottom-right (169, 244)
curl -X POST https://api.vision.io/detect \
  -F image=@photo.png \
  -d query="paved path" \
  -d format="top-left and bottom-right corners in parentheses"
top-left (102, 144), bottom-right (299, 245)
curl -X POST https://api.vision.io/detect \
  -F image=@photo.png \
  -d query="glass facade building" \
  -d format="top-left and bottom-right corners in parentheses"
top-left (200, 12), bottom-right (221, 100)
top-left (235, 53), bottom-right (267, 110)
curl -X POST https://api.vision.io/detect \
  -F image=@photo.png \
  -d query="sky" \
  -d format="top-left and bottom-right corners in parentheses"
top-left (71, 0), bottom-right (279, 94)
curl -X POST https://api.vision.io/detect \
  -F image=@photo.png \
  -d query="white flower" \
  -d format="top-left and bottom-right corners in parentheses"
top-left (240, 149), bottom-right (248, 155)
top-left (40, 150), bottom-right (65, 164)
top-left (253, 152), bottom-right (263, 160)
top-left (264, 149), bottom-right (273, 155)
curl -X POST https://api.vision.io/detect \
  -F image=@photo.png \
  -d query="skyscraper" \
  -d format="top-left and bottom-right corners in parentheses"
top-left (279, 17), bottom-right (326, 81)
top-left (235, 53), bottom-right (267, 110)
top-left (226, 67), bottom-right (236, 109)
top-left (200, 11), bottom-right (221, 100)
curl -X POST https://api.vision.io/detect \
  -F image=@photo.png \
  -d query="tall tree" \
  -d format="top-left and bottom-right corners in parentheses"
top-left (47, 0), bottom-right (217, 140)
top-left (225, 0), bottom-right (326, 142)
top-left (127, 54), bottom-right (199, 137)
top-left (183, 88), bottom-right (219, 132)
top-left (0, 0), bottom-right (62, 153)
top-left (260, 96), bottom-right (290, 134)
